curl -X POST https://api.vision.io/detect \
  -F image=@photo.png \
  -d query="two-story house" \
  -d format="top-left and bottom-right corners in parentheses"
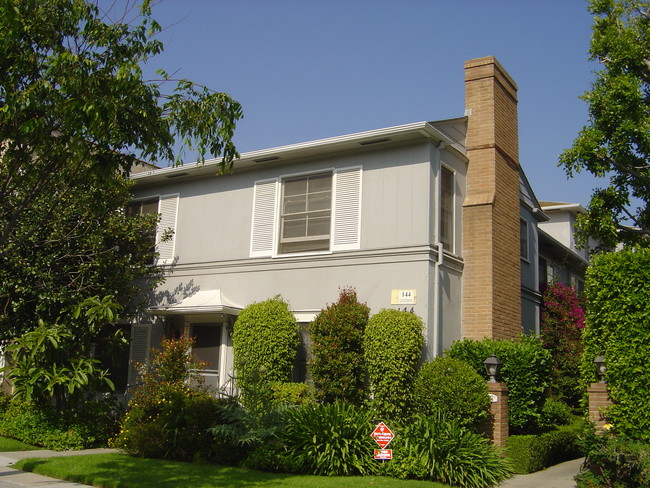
top-left (126, 56), bottom-right (564, 390)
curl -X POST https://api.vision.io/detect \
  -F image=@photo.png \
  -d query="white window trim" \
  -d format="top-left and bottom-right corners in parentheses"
top-left (250, 166), bottom-right (362, 258)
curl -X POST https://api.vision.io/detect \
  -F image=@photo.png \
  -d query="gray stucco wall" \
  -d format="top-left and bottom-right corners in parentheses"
top-left (133, 140), bottom-right (467, 359)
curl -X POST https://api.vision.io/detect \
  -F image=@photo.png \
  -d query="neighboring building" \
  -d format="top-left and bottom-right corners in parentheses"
top-left (125, 57), bottom-right (586, 391)
top-left (538, 202), bottom-right (594, 294)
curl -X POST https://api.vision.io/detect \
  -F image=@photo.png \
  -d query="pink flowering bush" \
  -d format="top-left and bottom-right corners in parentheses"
top-left (540, 282), bottom-right (585, 407)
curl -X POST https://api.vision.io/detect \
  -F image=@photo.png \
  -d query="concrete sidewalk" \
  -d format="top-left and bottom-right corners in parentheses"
top-left (499, 457), bottom-right (584, 488)
top-left (0, 448), bottom-right (118, 488)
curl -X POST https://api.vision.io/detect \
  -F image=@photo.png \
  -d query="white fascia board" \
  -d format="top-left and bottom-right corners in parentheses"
top-left (540, 203), bottom-right (586, 214)
top-left (131, 121), bottom-right (461, 183)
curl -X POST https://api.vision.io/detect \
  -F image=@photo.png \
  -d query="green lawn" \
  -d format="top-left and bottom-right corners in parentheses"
top-left (0, 436), bottom-right (38, 452)
top-left (15, 453), bottom-right (448, 488)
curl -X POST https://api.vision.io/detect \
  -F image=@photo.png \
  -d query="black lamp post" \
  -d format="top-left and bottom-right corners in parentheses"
top-left (484, 355), bottom-right (502, 383)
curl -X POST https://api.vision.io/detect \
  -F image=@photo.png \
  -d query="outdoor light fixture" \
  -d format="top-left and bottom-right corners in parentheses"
top-left (594, 355), bottom-right (606, 383)
top-left (484, 355), bottom-right (502, 383)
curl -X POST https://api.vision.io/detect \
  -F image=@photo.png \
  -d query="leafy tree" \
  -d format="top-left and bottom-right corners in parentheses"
top-left (0, 166), bottom-right (160, 342)
top-left (0, 0), bottom-right (241, 337)
top-left (3, 295), bottom-right (122, 412)
top-left (309, 288), bottom-right (369, 405)
top-left (560, 0), bottom-right (650, 249)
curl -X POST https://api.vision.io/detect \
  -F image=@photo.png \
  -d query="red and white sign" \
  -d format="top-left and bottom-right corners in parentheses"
top-left (374, 449), bottom-right (393, 460)
top-left (371, 422), bottom-right (394, 449)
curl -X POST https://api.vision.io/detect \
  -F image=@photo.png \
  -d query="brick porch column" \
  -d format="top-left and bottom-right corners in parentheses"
top-left (486, 382), bottom-right (509, 448)
top-left (588, 382), bottom-right (612, 430)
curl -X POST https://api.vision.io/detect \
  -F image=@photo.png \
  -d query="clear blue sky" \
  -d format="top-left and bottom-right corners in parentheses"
top-left (133, 0), bottom-right (602, 206)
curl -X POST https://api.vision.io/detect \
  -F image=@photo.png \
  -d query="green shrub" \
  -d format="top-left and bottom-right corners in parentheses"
top-left (413, 356), bottom-right (489, 431)
top-left (447, 335), bottom-right (551, 433)
top-left (114, 386), bottom-right (233, 462)
top-left (270, 382), bottom-right (316, 407)
top-left (281, 401), bottom-right (378, 476)
top-left (576, 429), bottom-right (650, 488)
top-left (385, 412), bottom-right (512, 488)
top-left (539, 398), bottom-right (574, 429)
top-left (582, 250), bottom-right (650, 441)
top-left (233, 296), bottom-right (299, 408)
top-left (112, 337), bottom-right (235, 462)
top-left (0, 392), bottom-right (11, 413)
top-left (364, 309), bottom-right (424, 421)
top-left (309, 288), bottom-right (369, 405)
top-left (506, 424), bottom-right (583, 474)
top-left (0, 400), bottom-right (87, 450)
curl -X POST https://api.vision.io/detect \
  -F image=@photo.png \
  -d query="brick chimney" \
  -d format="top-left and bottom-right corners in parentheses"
top-left (462, 56), bottom-right (522, 340)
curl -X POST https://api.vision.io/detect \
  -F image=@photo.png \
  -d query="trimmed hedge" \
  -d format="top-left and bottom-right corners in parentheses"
top-left (505, 424), bottom-right (583, 474)
top-left (0, 400), bottom-right (93, 450)
top-left (413, 356), bottom-right (489, 431)
top-left (582, 250), bottom-right (650, 441)
top-left (309, 288), bottom-right (369, 405)
top-left (233, 296), bottom-right (299, 407)
top-left (364, 309), bottom-right (424, 421)
top-left (447, 335), bottom-right (551, 433)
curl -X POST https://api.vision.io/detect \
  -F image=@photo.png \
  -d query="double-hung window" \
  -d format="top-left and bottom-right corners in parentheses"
top-left (251, 166), bottom-right (361, 257)
top-left (280, 173), bottom-right (332, 254)
top-left (126, 194), bottom-right (179, 265)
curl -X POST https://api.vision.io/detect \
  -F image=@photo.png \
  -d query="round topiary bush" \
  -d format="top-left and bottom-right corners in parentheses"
top-left (233, 296), bottom-right (299, 407)
top-left (413, 356), bottom-right (490, 431)
top-left (364, 309), bottom-right (424, 421)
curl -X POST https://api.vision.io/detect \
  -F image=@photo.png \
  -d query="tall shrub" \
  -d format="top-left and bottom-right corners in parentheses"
top-left (364, 309), bottom-right (424, 421)
top-left (582, 250), bottom-right (650, 441)
top-left (448, 336), bottom-right (551, 433)
top-left (233, 296), bottom-right (299, 407)
top-left (540, 281), bottom-right (585, 407)
top-left (309, 288), bottom-right (369, 405)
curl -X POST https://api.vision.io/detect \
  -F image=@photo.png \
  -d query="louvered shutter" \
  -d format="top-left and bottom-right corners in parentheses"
top-left (332, 166), bottom-right (362, 251)
top-left (250, 178), bottom-right (278, 257)
top-left (127, 324), bottom-right (151, 387)
top-left (156, 193), bottom-right (179, 264)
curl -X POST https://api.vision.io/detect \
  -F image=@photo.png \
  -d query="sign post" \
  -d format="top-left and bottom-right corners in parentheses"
top-left (371, 422), bottom-right (394, 460)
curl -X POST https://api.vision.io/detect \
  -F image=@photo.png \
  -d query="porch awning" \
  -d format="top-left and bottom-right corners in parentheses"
top-left (148, 289), bottom-right (242, 316)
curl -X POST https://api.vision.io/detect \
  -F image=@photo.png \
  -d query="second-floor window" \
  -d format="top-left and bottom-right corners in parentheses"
top-left (126, 194), bottom-right (179, 265)
top-left (251, 166), bottom-right (361, 257)
top-left (280, 173), bottom-right (332, 254)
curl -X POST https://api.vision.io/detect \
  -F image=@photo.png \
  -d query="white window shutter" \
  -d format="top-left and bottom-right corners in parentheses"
top-left (250, 178), bottom-right (278, 257)
top-left (156, 193), bottom-right (179, 264)
top-left (127, 324), bottom-right (151, 387)
top-left (332, 166), bottom-right (362, 251)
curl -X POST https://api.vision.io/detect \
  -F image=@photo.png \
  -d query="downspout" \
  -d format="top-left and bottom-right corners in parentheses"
top-left (433, 241), bottom-right (443, 357)
top-left (432, 140), bottom-right (446, 358)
